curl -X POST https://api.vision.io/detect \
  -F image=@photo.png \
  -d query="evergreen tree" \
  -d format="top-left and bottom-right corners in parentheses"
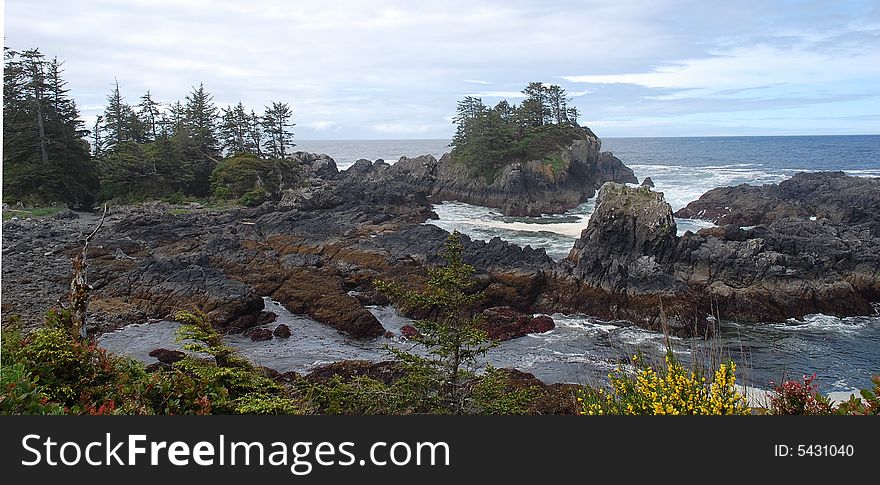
top-left (2, 48), bottom-right (97, 208)
top-left (521, 82), bottom-right (551, 127)
top-left (103, 81), bottom-right (130, 150)
top-left (376, 232), bottom-right (496, 414)
top-left (138, 91), bottom-right (161, 142)
top-left (566, 106), bottom-right (580, 125)
top-left (546, 84), bottom-right (569, 124)
top-left (451, 96), bottom-right (487, 147)
top-left (92, 116), bottom-right (104, 158)
top-left (261, 101), bottom-right (295, 159)
top-left (247, 109), bottom-right (264, 158)
top-left (220, 102), bottom-right (251, 155)
top-left (181, 83), bottom-right (219, 195)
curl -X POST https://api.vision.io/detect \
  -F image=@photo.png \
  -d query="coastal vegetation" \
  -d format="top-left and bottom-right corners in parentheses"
top-left (450, 82), bottom-right (593, 181)
top-left (3, 47), bottom-right (296, 208)
top-left (577, 354), bottom-right (750, 415)
top-left (2, 231), bottom-right (877, 416)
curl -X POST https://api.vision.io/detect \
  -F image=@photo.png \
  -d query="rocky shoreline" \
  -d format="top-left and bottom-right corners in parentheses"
top-left (3, 150), bottom-right (879, 346)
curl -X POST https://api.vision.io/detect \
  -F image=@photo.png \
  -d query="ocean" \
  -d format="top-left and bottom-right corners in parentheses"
top-left (102, 135), bottom-right (880, 395)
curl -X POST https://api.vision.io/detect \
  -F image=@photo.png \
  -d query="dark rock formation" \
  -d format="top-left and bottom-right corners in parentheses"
top-left (2, 156), bottom-right (876, 344)
top-left (479, 306), bottom-right (555, 340)
top-left (548, 183), bottom-right (698, 334)
top-left (675, 171), bottom-right (880, 236)
top-left (544, 176), bottom-right (880, 333)
top-left (567, 183), bottom-right (681, 291)
top-left (273, 324), bottom-right (291, 338)
top-left (259, 312), bottom-right (278, 325)
top-left (348, 136), bottom-right (637, 216)
top-left (492, 368), bottom-right (580, 415)
top-left (641, 177), bottom-right (654, 188)
top-left (247, 328), bottom-right (274, 342)
top-left (301, 360), bottom-right (578, 414)
top-left (148, 348), bottom-right (185, 364)
top-left (305, 360), bottom-right (406, 386)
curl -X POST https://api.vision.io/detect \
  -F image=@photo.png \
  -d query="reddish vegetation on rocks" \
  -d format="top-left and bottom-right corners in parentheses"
top-left (479, 306), bottom-right (555, 340)
top-left (400, 325), bottom-right (420, 339)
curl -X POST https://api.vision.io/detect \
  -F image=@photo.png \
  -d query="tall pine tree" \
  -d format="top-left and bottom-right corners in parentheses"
top-left (261, 102), bottom-right (295, 159)
top-left (3, 48), bottom-right (97, 208)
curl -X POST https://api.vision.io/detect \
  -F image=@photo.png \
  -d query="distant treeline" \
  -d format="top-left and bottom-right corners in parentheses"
top-left (451, 82), bottom-right (593, 180)
top-left (3, 47), bottom-right (296, 208)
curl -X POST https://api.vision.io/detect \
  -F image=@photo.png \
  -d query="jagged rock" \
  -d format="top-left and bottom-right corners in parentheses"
top-left (549, 183), bottom-right (698, 334)
top-left (357, 135), bottom-right (636, 216)
top-left (247, 328), bottom-right (273, 341)
top-left (675, 172), bottom-right (880, 236)
top-left (305, 360), bottom-right (406, 386)
top-left (148, 348), bottom-right (185, 364)
top-left (258, 311), bottom-right (278, 325)
top-left (53, 210), bottom-right (80, 220)
top-left (641, 177), bottom-right (654, 188)
top-left (567, 183), bottom-right (682, 293)
top-left (273, 323), bottom-right (291, 338)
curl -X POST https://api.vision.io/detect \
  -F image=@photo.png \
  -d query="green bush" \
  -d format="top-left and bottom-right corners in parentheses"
top-left (469, 366), bottom-right (536, 415)
top-left (0, 309), bottom-right (306, 415)
top-left (209, 153), bottom-right (298, 204)
top-left (835, 376), bottom-right (880, 415)
top-left (0, 363), bottom-right (65, 415)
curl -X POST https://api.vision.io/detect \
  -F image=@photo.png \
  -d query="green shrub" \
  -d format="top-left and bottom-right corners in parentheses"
top-left (469, 366), bottom-right (537, 415)
top-left (0, 363), bottom-right (65, 415)
top-left (835, 376), bottom-right (880, 415)
top-left (209, 153), bottom-right (298, 204)
top-left (0, 309), bottom-right (307, 415)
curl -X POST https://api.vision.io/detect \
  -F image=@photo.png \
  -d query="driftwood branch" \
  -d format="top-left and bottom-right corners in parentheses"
top-left (69, 204), bottom-right (108, 339)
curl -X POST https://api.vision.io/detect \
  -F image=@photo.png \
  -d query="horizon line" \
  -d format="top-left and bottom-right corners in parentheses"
top-left (294, 133), bottom-right (880, 142)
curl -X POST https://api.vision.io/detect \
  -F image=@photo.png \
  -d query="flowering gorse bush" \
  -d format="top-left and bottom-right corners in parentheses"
top-left (578, 354), bottom-right (749, 415)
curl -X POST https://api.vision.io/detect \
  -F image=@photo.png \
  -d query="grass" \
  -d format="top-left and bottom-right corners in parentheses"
top-left (2, 206), bottom-right (66, 221)
top-left (543, 155), bottom-right (567, 174)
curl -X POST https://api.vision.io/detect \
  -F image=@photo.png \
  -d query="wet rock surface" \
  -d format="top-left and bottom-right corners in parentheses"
top-left (3, 157), bottom-right (877, 341)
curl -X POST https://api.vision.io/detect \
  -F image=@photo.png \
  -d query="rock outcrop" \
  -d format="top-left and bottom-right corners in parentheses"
top-left (479, 307), bottom-right (555, 340)
top-left (545, 183), bottom-right (700, 335)
top-left (541, 176), bottom-right (880, 332)
top-left (675, 171), bottom-right (880, 236)
top-left (347, 135), bottom-right (636, 216)
top-left (3, 158), bottom-right (876, 343)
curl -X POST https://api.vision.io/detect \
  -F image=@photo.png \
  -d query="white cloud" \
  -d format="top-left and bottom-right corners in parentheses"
top-left (4, 0), bottom-right (879, 138)
top-left (470, 91), bottom-right (527, 99)
top-left (564, 45), bottom-right (880, 92)
top-left (305, 121), bottom-right (338, 132)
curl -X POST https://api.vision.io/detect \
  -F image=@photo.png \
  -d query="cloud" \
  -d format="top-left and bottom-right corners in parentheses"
top-left (470, 91), bottom-right (527, 99)
top-left (304, 121), bottom-right (338, 132)
top-left (4, 0), bottom-right (879, 138)
top-left (563, 43), bottom-right (880, 93)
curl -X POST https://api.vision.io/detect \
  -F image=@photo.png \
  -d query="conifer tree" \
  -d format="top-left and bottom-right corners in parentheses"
top-left (261, 101), bottom-right (295, 159)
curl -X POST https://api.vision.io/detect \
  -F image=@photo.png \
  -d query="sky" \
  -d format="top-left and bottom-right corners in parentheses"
top-left (4, 0), bottom-right (880, 139)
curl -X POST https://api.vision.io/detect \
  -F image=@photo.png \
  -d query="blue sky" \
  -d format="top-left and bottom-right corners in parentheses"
top-left (4, 0), bottom-right (880, 139)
